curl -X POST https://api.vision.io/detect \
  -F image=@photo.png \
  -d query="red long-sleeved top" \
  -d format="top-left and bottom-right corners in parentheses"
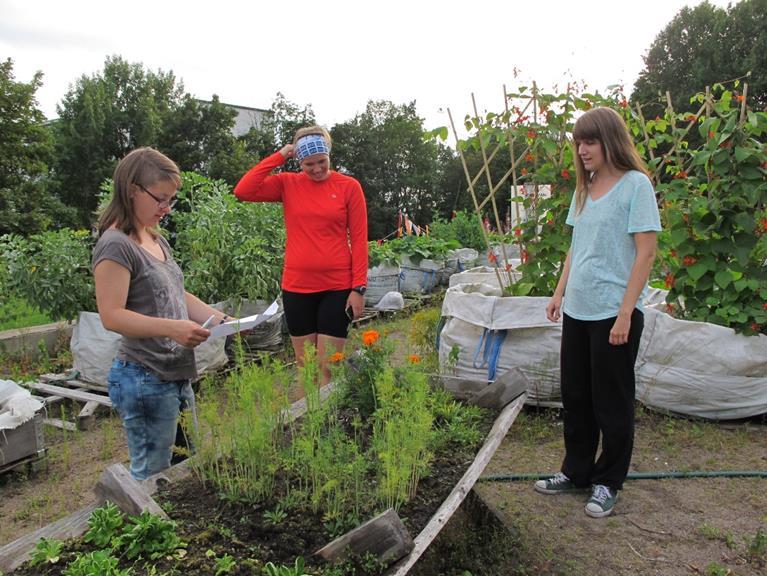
top-left (234, 152), bottom-right (368, 293)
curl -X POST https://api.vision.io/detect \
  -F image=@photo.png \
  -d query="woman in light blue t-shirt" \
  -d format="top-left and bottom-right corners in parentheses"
top-left (533, 108), bottom-right (662, 518)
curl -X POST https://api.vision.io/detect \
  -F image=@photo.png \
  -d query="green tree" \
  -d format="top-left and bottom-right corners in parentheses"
top-left (631, 0), bottom-right (766, 116)
top-left (159, 94), bottom-right (248, 185)
top-left (53, 55), bottom-right (185, 224)
top-left (237, 92), bottom-right (315, 167)
top-left (0, 58), bottom-right (77, 235)
top-left (331, 101), bottom-right (441, 240)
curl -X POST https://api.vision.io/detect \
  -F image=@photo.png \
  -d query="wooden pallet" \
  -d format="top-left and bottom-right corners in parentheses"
top-left (29, 372), bottom-right (112, 431)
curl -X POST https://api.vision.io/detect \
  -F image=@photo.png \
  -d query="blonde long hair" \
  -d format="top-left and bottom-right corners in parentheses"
top-left (572, 107), bottom-right (648, 214)
top-left (98, 147), bottom-right (181, 237)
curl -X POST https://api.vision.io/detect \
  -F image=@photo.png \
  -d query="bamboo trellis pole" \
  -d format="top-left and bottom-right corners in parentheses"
top-left (471, 93), bottom-right (514, 287)
top-left (447, 107), bottom-right (505, 291)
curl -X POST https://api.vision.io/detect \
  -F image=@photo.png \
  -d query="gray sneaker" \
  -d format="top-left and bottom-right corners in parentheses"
top-left (585, 484), bottom-right (618, 517)
top-left (534, 472), bottom-right (584, 494)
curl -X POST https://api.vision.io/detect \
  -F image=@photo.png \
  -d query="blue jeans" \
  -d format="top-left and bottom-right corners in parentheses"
top-left (107, 359), bottom-right (196, 480)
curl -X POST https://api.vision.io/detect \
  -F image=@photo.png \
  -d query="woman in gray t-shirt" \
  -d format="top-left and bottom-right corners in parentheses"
top-left (93, 147), bottom-right (230, 481)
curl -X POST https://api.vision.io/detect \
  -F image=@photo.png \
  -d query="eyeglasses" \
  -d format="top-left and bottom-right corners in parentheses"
top-left (135, 183), bottom-right (178, 210)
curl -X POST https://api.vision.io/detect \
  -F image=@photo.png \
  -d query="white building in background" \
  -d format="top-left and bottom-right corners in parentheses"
top-left (196, 100), bottom-right (270, 137)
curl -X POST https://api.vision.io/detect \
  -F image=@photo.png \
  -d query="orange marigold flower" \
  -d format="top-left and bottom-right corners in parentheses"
top-left (362, 330), bottom-right (380, 347)
top-left (408, 354), bottom-right (421, 364)
top-left (329, 352), bottom-right (345, 363)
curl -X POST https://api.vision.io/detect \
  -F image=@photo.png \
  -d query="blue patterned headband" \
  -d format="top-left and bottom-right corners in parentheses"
top-left (295, 134), bottom-right (330, 162)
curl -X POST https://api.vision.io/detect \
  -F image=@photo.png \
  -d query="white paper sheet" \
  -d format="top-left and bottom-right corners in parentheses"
top-left (208, 300), bottom-right (279, 339)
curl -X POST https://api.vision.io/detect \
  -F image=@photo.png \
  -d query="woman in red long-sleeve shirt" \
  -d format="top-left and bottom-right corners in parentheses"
top-left (234, 126), bottom-right (368, 384)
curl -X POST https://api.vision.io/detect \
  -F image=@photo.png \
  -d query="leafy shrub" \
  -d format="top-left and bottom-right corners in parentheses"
top-left (429, 209), bottom-right (486, 251)
top-left (1, 229), bottom-right (95, 321)
top-left (171, 172), bottom-right (285, 303)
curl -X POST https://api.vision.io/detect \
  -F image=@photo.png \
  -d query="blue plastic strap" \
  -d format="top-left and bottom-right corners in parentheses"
top-left (472, 328), bottom-right (490, 369)
top-left (486, 329), bottom-right (507, 381)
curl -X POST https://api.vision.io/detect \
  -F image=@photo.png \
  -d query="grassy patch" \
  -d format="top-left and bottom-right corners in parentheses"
top-left (0, 296), bottom-right (52, 331)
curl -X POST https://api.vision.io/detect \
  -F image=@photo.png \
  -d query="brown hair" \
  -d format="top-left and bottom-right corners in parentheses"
top-left (572, 107), bottom-right (648, 214)
top-left (97, 147), bottom-right (181, 237)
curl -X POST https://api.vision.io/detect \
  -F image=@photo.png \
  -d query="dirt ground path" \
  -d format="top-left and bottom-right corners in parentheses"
top-left (474, 406), bottom-right (767, 575)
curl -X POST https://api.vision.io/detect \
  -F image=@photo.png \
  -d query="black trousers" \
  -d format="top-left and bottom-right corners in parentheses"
top-left (560, 309), bottom-right (643, 491)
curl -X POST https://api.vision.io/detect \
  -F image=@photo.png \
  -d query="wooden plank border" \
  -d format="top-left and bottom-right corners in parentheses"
top-left (386, 392), bottom-right (527, 575)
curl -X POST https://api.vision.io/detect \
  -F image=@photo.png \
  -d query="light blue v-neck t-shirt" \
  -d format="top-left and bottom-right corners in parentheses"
top-left (563, 170), bottom-right (662, 321)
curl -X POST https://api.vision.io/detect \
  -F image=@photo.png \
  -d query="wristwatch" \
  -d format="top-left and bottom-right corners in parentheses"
top-left (351, 285), bottom-right (367, 295)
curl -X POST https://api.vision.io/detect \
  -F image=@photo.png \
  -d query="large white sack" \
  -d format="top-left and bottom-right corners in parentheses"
top-left (438, 284), bottom-right (561, 406)
top-left (0, 379), bottom-right (44, 430)
top-left (440, 248), bottom-right (480, 286)
top-left (438, 284), bottom-right (767, 419)
top-left (71, 312), bottom-right (228, 385)
top-left (399, 256), bottom-right (441, 295)
top-left (448, 264), bottom-right (521, 289)
top-left (636, 307), bottom-right (767, 420)
top-left (215, 298), bottom-right (284, 350)
top-left (366, 264), bottom-right (400, 306)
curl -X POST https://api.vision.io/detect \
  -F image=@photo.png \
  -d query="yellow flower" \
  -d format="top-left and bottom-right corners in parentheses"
top-left (329, 352), bottom-right (344, 364)
top-left (362, 330), bottom-right (380, 347)
top-left (408, 354), bottom-right (421, 364)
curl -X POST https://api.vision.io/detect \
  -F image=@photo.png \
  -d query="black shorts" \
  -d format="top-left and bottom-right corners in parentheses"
top-left (282, 289), bottom-right (352, 338)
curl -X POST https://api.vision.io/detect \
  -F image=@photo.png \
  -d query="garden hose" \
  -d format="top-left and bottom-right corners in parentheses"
top-left (478, 470), bottom-right (767, 482)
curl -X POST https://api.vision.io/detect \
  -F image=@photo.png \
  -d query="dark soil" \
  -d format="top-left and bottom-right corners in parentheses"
top-left (11, 411), bottom-right (497, 576)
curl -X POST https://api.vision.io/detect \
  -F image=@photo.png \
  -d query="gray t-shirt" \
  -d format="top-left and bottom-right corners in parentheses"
top-left (92, 229), bottom-right (196, 381)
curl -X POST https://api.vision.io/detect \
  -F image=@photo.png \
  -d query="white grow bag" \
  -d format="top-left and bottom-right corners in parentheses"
top-left (438, 284), bottom-right (561, 406)
top-left (399, 256), bottom-right (441, 295)
top-left (71, 312), bottom-right (228, 386)
top-left (438, 284), bottom-right (767, 419)
top-left (366, 264), bottom-right (401, 307)
top-left (448, 264), bottom-right (522, 290)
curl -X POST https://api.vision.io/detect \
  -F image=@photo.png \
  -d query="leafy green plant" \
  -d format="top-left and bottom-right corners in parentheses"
top-left (429, 209), bottom-right (486, 251)
top-left (84, 501), bottom-right (124, 547)
top-left (263, 503), bottom-right (288, 525)
top-left (62, 550), bottom-right (128, 576)
top-left (29, 537), bottom-right (64, 566)
top-left (206, 549), bottom-right (238, 575)
top-left (1, 229), bottom-right (95, 321)
top-left (171, 171), bottom-right (285, 302)
top-left (654, 86), bottom-right (767, 334)
top-left (747, 527), bottom-right (767, 564)
top-left (704, 561), bottom-right (731, 576)
top-left (263, 556), bottom-right (311, 576)
top-left (367, 240), bottom-right (399, 268)
top-left (112, 510), bottom-right (185, 560)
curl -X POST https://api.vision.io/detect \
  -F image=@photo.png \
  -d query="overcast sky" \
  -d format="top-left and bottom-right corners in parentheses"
top-left (1, 0), bottom-right (737, 134)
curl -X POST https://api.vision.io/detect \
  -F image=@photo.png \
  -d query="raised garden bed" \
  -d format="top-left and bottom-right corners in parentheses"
top-left (2, 335), bottom-right (526, 575)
